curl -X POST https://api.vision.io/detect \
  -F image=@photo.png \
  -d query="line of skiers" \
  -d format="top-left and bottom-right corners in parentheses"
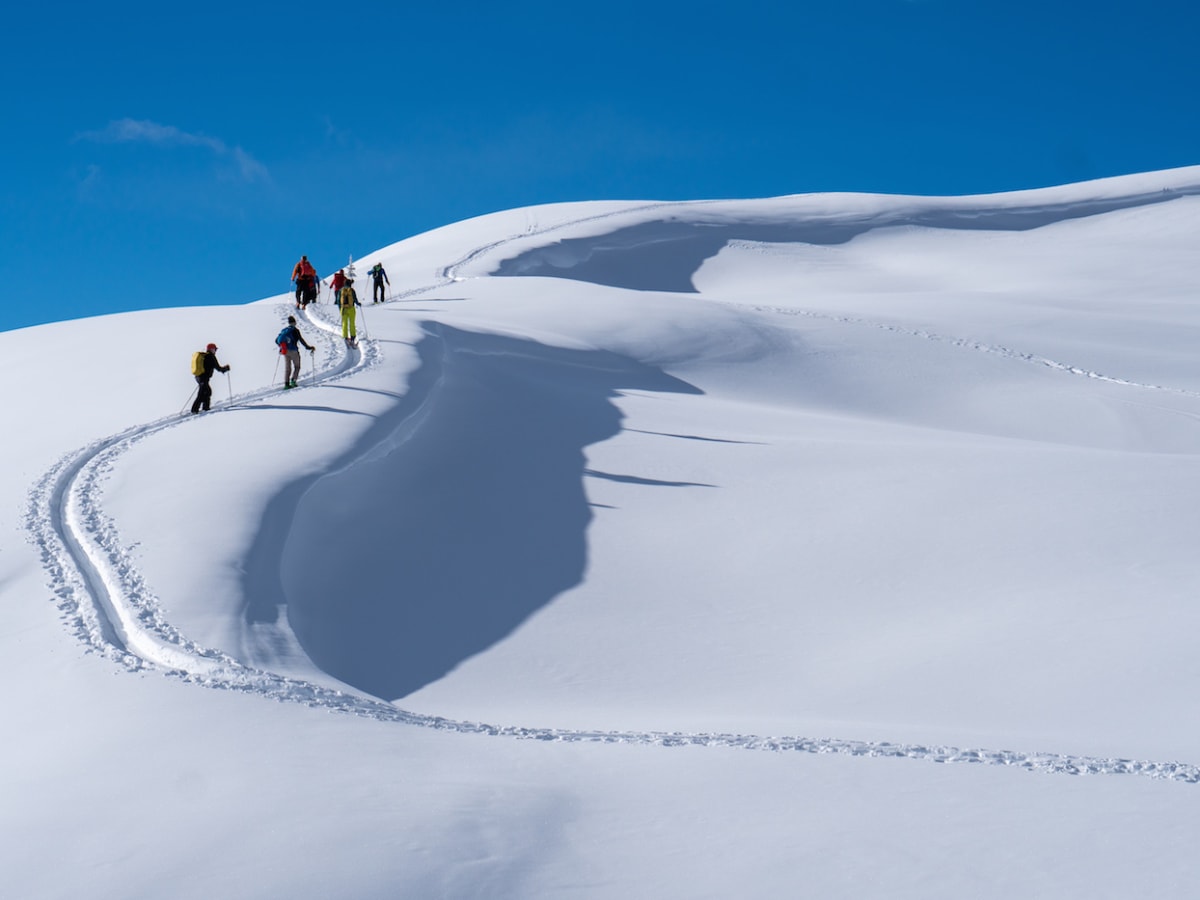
top-left (189, 314), bottom-right (316, 412)
top-left (290, 256), bottom-right (390, 311)
top-left (189, 254), bottom-right (385, 412)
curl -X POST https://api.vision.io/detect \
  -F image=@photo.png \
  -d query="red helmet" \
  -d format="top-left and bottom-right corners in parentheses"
top-left (206, 343), bottom-right (218, 352)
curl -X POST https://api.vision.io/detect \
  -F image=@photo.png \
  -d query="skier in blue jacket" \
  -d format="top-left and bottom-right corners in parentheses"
top-left (275, 316), bottom-right (314, 388)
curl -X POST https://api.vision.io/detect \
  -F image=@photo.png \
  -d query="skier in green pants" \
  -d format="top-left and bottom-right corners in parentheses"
top-left (338, 278), bottom-right (361, 347)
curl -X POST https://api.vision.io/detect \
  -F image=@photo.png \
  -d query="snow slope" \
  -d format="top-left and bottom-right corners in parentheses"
top-left (6, 169), bottom-right (1200, 897)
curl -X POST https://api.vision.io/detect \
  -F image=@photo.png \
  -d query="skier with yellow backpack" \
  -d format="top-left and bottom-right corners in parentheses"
top-left (338, 278), bottom-right (362, 347)
top-left (189, 343), bottom-right (231, 414)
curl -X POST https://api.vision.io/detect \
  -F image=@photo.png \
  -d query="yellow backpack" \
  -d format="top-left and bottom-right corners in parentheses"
top-left (190, 351), bottom-right (207, 376)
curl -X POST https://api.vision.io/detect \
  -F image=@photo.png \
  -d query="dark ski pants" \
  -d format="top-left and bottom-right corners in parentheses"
top-left (192, 377), bottom-right (213, 413)
top-left (373, 278), bottom-right (386, 302)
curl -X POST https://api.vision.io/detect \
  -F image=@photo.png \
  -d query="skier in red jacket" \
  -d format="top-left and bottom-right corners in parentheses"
top-left (291, 256), bottom-right (319, 308)
top-left (329, 268), bottom-right (347, 303)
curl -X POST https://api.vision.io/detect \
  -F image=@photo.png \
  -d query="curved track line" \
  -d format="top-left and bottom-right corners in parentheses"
top-left (750, 303), bottom-right (1200, 397)
top-left (389, 201), bottom-right (708, 302)
top-left (27, 304), bottom-right (369, 665)
top-left (23, 216), bottom-right (1200, 785)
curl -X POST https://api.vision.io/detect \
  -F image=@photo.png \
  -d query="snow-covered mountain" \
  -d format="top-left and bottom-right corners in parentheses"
top-left (7, 168), bottom-right (1200, 898)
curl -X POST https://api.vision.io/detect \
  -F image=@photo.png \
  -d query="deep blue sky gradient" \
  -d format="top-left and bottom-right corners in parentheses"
top-left (3, 0), bottom-right (1197, 331)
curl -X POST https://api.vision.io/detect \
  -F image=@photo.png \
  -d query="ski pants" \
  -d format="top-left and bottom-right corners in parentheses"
top-left (373, 278), bottom-right (386, 302)
top-left (341, 305), bottom-right (357, 339)
top-left (284, 349), bottom-right (301, 384)
top-left (192, 377), bottom-right (213, 413)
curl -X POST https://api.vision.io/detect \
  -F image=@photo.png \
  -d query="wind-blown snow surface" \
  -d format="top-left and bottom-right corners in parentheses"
top-left (7, 170), bottom-right (1200, 897)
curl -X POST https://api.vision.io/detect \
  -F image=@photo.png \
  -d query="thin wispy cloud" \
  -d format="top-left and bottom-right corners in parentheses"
top-left (78, 118), bottom-right (270, 182)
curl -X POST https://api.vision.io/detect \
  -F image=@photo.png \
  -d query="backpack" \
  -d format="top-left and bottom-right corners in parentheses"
top-left (276, 326), bottom-right (294, 354)
top-left (190, 351), bottom-right (207, 376)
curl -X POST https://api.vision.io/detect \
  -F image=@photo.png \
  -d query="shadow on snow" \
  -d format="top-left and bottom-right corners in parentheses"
top-left (491, 189), bottom-right (1199, 292)
top-left (241, 322), bottom-right (701, 701)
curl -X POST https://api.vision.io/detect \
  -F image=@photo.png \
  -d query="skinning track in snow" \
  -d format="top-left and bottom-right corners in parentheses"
top-left (24, 202), bottom-right (1200, 784)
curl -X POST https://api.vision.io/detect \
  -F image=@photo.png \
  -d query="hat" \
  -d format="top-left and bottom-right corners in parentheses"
top-left (287, 315), bottom-right (296, 324)
top-left (206, 343), bottom-right (218, 352)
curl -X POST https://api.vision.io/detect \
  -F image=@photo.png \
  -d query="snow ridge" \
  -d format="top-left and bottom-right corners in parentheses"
top-left (23, 200), bottom-right (1200, 785)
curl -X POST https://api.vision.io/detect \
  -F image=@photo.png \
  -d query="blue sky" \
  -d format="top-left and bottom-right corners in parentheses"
top-left (3, 0), bottom-right (1197, 332)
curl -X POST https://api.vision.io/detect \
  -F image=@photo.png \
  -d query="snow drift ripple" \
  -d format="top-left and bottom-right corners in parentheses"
top-left (23, 201), bottom-right (1200, 785)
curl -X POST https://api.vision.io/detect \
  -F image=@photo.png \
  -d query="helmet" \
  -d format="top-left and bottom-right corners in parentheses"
top-left (206, 343), bottom-right (218, 352)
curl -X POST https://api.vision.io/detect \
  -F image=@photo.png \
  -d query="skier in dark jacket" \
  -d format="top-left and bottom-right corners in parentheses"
top-left (368, 262), bottom-right (389, 303)
top-left (192, 343), bottom-right (231, 414)
top-left (275, 315), bottom-right (314, 389)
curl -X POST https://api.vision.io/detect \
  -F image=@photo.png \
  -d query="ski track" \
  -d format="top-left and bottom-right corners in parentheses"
top-left (750, 304), bottom-right (1200, 397)
top-left (23, 204), bottom-right (1200, 785)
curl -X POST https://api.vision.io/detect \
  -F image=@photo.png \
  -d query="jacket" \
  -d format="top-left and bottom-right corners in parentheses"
top-left (275, 325), bottom-right (312, 352)
top-left (196, 350), bottom-right (229, 382)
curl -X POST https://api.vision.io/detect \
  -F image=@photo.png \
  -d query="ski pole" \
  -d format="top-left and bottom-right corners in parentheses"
top-left (181, 387), bottom-right (198, 415)
top-left (226, 371), bottom-right (233, 405)
top-left (273, 351), bottom-right (281, 386)
top-left (357, 303), bottom-right (368, 338)
top-left (309, 348), bottom-right (316, 384)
